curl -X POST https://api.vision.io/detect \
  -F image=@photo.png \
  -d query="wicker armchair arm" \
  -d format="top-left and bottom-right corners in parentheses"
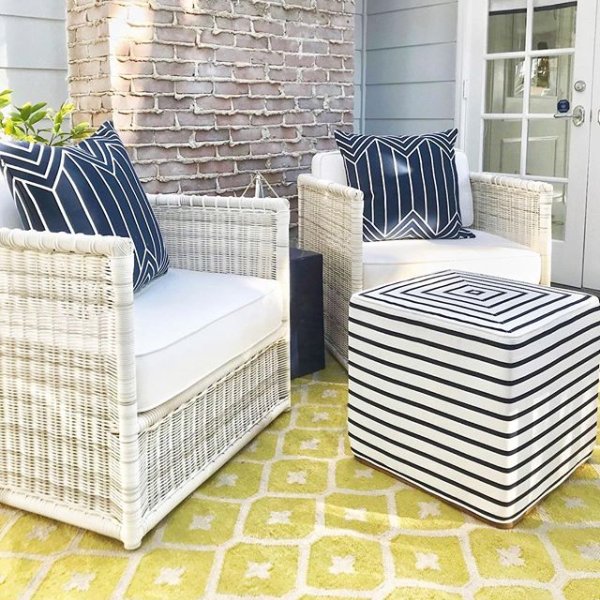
top-left (0, 227), bottom-right (137, 515)
top-left (0, 227), bottom-right (136, 408)
top-left (297, 174), bottom-right (364, 364)
top-left (470, 173), bottom-right (553, 285)
top-left (148, 194), bottom-right (289, 285)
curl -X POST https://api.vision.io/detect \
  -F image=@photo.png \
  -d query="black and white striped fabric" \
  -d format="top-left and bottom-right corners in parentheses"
top-left (0, 122), bottom-right (169, 291)
top-left (334, 129), bottom-right (474, 242)
top-left (348, 270), bottom-right (600, 526)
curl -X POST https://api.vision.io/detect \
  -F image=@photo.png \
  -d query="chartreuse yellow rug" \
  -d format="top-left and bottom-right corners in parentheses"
top-left (1, 356), bottom-right (600, 599)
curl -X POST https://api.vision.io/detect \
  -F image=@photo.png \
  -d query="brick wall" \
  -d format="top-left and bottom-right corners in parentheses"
top-left (66, 0), bottom-right (355, 210)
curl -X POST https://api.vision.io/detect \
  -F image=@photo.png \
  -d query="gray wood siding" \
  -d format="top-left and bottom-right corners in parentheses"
top-left (364, 0), bottom-right (458, 135)
top-left (0, 0), bottom-right (68, 109)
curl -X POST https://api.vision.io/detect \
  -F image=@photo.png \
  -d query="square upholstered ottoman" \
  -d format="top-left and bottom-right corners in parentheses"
top-left (348, 270), bottom-right (600, 527)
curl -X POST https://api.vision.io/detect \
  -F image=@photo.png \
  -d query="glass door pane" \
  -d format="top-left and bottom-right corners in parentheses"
top-left (483, 120), bottom-right (522, 174)
top-left (533, 1), bottom-right (576, 49)
top-left (529, 54), bottom-right (573, 111)
top-left (551, 183), bottom-right (567, 240)
top-left (526, 119), bottom-right (570, 180)
top-left (483, 0), bottom-right (577, 244)
top-left (488, 3), bottom-right (527, 52)
top-left (486, 59), bottom-right (524, 113)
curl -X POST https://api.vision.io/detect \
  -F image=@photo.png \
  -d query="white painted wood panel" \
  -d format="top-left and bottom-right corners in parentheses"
top-left (366, 81), bottom-right (455, 119)
top-left (366, 42), bottom-right (456, 84)
top-left (0, 16), bottom-right (67, 70)
top-left (368, 0), bottom-right (452, 14)
top-left (366, 3), bottom-right (458, 50)
top-left (363, 0), bottom-right (459, 135)
top-left (0, 2), bottom-right (68, 108)
top-left (0, 0), bottom-right (65, 20)
top-left (366, 119), bottom-right (455, 135)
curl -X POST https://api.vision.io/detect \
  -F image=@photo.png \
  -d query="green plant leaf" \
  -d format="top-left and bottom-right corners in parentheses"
top-left (0, 89), bottom-right (11, 110)
top-left (2, 97), bottom-right (96, 145)
top-left (17, 102), bottom-right (33, 120)
top-left (3, 118), bottom-right (15, 135)
top-left (29, 101), bottom-right (47, 114)
top-left (29, 111), bottom-right (48, 125)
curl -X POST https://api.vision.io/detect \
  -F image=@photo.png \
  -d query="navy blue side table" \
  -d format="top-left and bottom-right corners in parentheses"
top-left (290, 248), bottom-right (325, 378)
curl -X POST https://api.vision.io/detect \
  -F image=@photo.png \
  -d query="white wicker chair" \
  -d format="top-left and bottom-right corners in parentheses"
top-left (0, 194), bottom-right (290, 549)
top-left (298, 152), bottom-right (553, 367)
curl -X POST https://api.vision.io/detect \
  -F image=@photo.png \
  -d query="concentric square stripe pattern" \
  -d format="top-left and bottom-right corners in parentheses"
top-left (348, 271), bottom-right (600, 526)
top-left (0, 356), bottom-right (599, 599)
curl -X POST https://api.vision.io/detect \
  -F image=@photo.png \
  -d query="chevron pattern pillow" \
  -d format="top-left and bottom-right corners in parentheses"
top-left (0, 122), bottom-right (169, 291)
top-left (334, 129), bottom-right (474, 242)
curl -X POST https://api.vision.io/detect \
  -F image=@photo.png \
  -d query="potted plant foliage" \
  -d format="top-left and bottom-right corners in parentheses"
top-left (0, 89), bottom-right (94, 146)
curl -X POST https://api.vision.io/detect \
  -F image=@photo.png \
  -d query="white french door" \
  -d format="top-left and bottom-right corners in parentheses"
top-left (460, 0), bottom-right (600, 288)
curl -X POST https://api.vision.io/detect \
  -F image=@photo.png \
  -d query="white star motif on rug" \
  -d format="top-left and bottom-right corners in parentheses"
top-left (497, 545), bottom-right (525, 567)
top-left (64, 572), bottom-right (96, 592)
top-left (536, 506), bottom-right (551, 522)
top-left (245, 561), bottom-right (272, 579)
top-left (27, 524), bottom-right (57, 541)
top-left (215, 473), bottom-right (238, 487)
top-left (329, 555), bottom-right (355, 575)
top-left (354, 468), bottom-right (373, 479)
top-left (344, 507), bottom-right (367, 522)
top-left (312, 412), bottom-right (330, 422)
top-left (564, 497), bottom-right (586, 509)
top-left (267, 510), bottom-right (292, 525)
top-left (287, 470), bottom-right (307, 484)
top-left (322, 389), bottom-right (338, 398)
top-left (247, 441), bottom-right (259, 453)
top-left (300, 438), bottom-right (320, 450)
top-left (154, 567), bottom-right (186, 586)
top-left (418, 501), bottom-right (442, 519)
top-left (577, 542), bottom-right (600, 560)
top-left (415, 552), bottom-right (441, 571)
top-left (189, 514), bottom-right (214, 531)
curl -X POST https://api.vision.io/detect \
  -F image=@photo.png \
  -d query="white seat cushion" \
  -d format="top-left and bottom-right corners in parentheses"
top-left (134, 268), bottom-right (284, 412)
top-left (362, 230), bottom-right (541, 290)
top-left (311, 148), bottom-right (474, 227)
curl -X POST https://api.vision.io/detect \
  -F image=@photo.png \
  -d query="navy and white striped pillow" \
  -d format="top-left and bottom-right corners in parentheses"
top-left (0, 121), bottom-right (169, 291)
top-left (334, 129), bottom-right (474, 242)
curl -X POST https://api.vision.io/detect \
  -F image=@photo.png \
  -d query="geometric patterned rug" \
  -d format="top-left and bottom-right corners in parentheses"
top-left (1, 355), bottom-right (599, 599)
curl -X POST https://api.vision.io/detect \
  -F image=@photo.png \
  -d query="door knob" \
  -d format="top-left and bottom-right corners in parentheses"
top-left (554, 105), bottom-right (586, 126)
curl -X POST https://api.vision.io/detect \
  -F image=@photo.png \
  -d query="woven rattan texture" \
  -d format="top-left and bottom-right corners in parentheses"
top-left (297, 172), bottom-right (552, 367)
top-left (140, 339), bottom-right (289, 521)
top-left (0, 196), bottom-right (290, 549)
top-left (470, 174), bottom-right (552, 286)
top-left (298, 175), bottom-right (364, 366)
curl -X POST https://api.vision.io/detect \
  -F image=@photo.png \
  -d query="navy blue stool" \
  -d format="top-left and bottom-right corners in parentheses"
top-left (289, 248), bottom-right (325, 378)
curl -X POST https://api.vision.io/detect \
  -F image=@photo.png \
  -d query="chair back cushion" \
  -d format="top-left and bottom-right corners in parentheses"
top-left (312, 145), bottom-right (474, 228)
top-left (0, 122), bottom-right (169, 291)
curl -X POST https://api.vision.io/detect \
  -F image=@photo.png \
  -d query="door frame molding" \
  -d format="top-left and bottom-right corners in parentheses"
top-left (455, 0), bottom-right (476, 154)
top-left (582, 6), bottom-right (600, 287)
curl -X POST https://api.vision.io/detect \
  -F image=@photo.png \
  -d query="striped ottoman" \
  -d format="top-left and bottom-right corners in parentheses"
top-left (348, 270), bottom-right (600, 527)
